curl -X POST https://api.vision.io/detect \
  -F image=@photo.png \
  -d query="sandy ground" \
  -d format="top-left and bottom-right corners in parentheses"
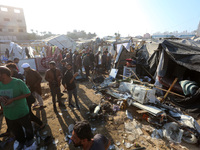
top-left (0, 80), bottom-right (200, 150)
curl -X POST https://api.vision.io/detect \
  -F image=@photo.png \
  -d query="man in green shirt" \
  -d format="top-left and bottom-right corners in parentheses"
top-left (0, 66), bottom-right (34, 150)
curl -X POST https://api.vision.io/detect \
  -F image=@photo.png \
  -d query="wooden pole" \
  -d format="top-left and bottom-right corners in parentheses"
top-left (160, 78), bottom-right (178, 102)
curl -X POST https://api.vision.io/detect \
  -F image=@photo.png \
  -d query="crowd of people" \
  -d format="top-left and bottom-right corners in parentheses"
top-left (0, 47), bottom-right (112, 150)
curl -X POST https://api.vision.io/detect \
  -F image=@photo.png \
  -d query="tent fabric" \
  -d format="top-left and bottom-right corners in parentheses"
top-left (148, 40), bottom-right (200, 78)
top-left (161, 40), bottom-right (200, 72)
top-left (147, 40), bottom-right (200, 118)
top-left (170, 88), bottom-right (200, 119)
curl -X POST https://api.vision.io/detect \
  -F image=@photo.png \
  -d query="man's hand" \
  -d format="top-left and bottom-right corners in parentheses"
top-left (74, 72), bottom-right (79, 77)
top-left (4, 98), bottom-right (14, 106)
top-left (0, 96), bottom-right (7, 103)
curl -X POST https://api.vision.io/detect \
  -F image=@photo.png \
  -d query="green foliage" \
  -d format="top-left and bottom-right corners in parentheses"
top-left (66, 30), bottom-right (97, 40)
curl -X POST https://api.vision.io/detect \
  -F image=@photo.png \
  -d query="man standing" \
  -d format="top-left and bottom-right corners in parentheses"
top-left (101, 51), bottom-right (108, 73)
top-left (13, 57), bottom-right (20, 71)
top-left (21, 63), bottom-right (45, 109)
top-left (83, 52), bottom-right (91, 80)
top-left (45, 61), bottom-right (64, 111)
top-left (94, 50), bottom-right (101, 75)
top-left (71, 120), bottom-right (110, 150)
top-left (89, 50), bottom-right (95, 74)
top-left (62, 63), bottom-right (80, 110)
top-left (0, 66), bottom-right (34, 150)
top-left (77, 52), bottom-right (83, 76)
top-left (72, 51), bottom-right (78, 73)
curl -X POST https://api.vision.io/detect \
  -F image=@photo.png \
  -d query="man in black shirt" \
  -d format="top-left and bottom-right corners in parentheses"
top-left (62, 63), bottom-right (80, 109)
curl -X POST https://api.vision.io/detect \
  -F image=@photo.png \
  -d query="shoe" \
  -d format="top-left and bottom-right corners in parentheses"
top-left (16, 142), bottom-right (24, 150)
top-left (0, 132), bottom-right (10, 137)
top-left (25, 138), bottom-right (34, 147)
top-left (40, 123), bottom-right (46, 130)
top-left (60, 93), bottom-right (64, 97)
top-left (39, 106), bottom-right (46, 109)
top-left (68, 104), bottom-right (75, 108)
top-left (76, 105), bottom-right (80, 110)
top-left (32, 104), bottom-right (39, 108)
top-left (59, 103), bottom-right (65, 107)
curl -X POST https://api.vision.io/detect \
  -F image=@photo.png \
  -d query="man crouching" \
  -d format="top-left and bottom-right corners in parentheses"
top-left (71, 120), bottom-right (110, 150)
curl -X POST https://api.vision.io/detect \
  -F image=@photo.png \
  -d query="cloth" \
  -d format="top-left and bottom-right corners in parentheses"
top-left (77, 55), bottom-right (82, 67)
top-left (83, 55), bottom-right (91, 67)
top-left (25, 69), bottom-right (42, 95)
top-left (62, 69), bottom-right (76, 91)
top-left (85, 66), bottom-right (90, 79)
top-left (6, 114), bottom-right (33, 144)
top-left (13, 70), bottom-right (24, 81)
top-left (72, 54), bottom-right (77, 73)
top-left (90, 134), bottom-right (109, 150)
top-left (68, 88), bottom-right (79, 106)
top-left (32, 91), bottom-right (43, 106)
top-left (27, 97), bottom-right (42, 126)
top-left (101, 54), bottom-right (107, 65)
top-left (21, 63), bottom-right (30, 68)
top-left (0, 78), bottom-right (30, 120)
top-left (60, 65), bottom-right (67, 76)
top-left (50, 86), bottom-right (62, 108)
top-left (45, 68), bottom-right (62, 88)
top-left (179, 80), bottom-right (199, 96)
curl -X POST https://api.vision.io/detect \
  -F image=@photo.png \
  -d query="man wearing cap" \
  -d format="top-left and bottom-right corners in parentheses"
top-left (45, 61), bottom-right (64, 111)
top-left (21, 63), bottom-right (45, 109)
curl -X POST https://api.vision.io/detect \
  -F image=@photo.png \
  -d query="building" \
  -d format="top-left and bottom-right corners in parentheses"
top-left (0, 5), bottom-right (27, 41)
top-left (0, 5), bottom-right (28, 57)
top-left (143, 33), bottom-right (151, 39)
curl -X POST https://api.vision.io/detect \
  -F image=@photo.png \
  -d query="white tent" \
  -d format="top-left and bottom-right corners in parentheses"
top-left (9, 42), bottom-right (35, 60)
top-left (40, 35), bottom-right (76, 51)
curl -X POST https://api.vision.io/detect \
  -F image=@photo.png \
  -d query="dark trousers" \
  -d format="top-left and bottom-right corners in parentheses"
top-left (50, 86), bottom-right (62, 108)
top-left (84, 66), bottom-right (90, 79)
top-left (73, 65), bottom-right (77, 74)
top-left (6, 114), bottom-right (33, 144)
top-left (68, 88), bottom-right (79, 106)
top-left (28, 102), bottom-right (42, 126)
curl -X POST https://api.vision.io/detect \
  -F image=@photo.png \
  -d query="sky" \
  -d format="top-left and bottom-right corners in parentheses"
top-left (0, 0), bottom-right (200, 37)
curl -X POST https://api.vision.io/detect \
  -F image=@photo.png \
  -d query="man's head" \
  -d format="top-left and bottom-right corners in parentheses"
top-left (66, 63), bottom-right (72, 70)
top-left (49, 61), bottom-right (56, 69)
top-left (14, 58), bottom-right (19, 64)
top-left (61, 59), bottom-right (66, 65)
top-left (6, 60), bottom-right (13, 64)
top-left (0, 66), bottom-right (11, 82)
top-left (66, 53), bottom-right (70, 58)
top-left (71, 121), bottom-right (93, 147)
top-left (6, 63), bottom-right (18, 76)
top-left (21, 63), bottom-right (30, 72)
